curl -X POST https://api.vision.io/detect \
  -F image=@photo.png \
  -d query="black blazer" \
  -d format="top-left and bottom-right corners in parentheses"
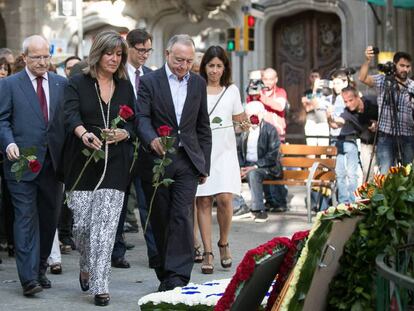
top-left (238, 121), bottom-right (281, 172)
top-left (136, 66), bottom-right (212, 176)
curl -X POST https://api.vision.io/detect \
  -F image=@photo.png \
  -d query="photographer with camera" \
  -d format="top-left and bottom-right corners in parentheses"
top-left (302, 69), bottom-right (332, 146)
top-left (327, 86), bottom-right (378, 181)
top-left (359, 47), bottom-right (414, 173)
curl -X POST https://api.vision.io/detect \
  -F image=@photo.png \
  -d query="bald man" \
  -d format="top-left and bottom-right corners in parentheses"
top-left (0, 35), bottom-right (67, 296)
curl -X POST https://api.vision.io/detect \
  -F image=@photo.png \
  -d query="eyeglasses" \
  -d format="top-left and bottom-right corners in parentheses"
top-left (132, 47), bottom-right (153, 55)
top-left (27, 55), bottom-right (51, 62)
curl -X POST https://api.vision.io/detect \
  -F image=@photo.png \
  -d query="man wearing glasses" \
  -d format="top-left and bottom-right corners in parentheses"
top-left (0, 35), bottom-right (67, 296)
top-left (111, 28), bottom-right (157, 270)
top-left (137, 34), bottom-right (211, 291)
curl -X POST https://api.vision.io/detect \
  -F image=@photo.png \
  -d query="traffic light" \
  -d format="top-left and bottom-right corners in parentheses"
top-left (226, 27), bottom-right (240, 52)
top-left (243, 14), bottom-right (255, 51)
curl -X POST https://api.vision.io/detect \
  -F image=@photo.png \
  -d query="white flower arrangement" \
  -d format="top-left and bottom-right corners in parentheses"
top-left (138, 278), bottom-right (273, 310)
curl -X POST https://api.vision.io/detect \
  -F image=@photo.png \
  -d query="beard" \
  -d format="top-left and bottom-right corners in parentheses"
top-left (396, 71), bottom-right (408, 81)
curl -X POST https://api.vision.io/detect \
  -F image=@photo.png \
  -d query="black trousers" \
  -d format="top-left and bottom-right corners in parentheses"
top-left (7, 154), bottom-right (62, 285)
top-left (141, 148), bottom-right (199, 286)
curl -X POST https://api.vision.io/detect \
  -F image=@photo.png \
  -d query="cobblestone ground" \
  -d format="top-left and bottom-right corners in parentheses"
top-left (0, 186), bottom-right (313, 310)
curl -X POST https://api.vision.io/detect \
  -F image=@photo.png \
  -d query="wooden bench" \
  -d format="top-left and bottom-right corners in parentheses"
top-left (263, 144), bottom-right (337, 223)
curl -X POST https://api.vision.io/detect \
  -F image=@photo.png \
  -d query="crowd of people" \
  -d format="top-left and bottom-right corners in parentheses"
top-left (0, 27), bottom-right (413, 308)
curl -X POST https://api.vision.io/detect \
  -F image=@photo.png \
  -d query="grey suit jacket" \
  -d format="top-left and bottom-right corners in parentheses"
top-left (0, 70), bottom-right (67, 181)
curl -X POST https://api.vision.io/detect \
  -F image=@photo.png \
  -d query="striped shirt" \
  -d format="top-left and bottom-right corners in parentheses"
top-left (373, 74), bottom-right (414, 136)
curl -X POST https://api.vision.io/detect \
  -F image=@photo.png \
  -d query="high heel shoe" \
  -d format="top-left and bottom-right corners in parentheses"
top-left (79, 272), bottom-right (89, 292)
top-left (201, 252), bottom-right (214, 274)
top-left (94, 293), bottom-right (110, 306)
top-left (218, 242), bottom-right (232, 268)
top-left (194, 245), bottom-right (203, 263)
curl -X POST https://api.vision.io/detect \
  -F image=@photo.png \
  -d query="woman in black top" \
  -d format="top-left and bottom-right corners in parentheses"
top-left (63, 30), bottom-right (135, 307)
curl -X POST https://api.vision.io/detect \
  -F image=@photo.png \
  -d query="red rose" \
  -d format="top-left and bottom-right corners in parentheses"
top-left (28, 160), bottom-right (41, 173)
top-left (119, 105), bottom-right (134, 120)
top-left (157, 125), bottom-right (173, 137)
top-left (249, 115), bottom-right (260, 125)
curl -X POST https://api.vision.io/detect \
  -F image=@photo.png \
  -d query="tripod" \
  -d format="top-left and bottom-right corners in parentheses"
top-left (365, 74), bottom-right (403, 182)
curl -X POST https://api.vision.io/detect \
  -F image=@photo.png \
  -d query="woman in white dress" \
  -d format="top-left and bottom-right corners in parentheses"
top-left (196, 46), bottom-right (248, 274)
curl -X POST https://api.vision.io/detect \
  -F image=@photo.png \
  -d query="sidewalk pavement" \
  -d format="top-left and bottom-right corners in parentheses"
top-left (0, 186), bottom-right (313, 310)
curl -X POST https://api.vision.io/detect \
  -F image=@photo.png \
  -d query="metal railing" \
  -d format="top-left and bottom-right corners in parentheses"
top-left (376, 244), bottom-right (414, 311)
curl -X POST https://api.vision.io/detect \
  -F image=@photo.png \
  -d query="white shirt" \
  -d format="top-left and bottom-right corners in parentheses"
top-left (165, 63), bottom-right (190, 125)
top-left (246, 126), bottom-right (260, 163)
top-left (126, 62), bottom-right (143, 98)
top-left (25, 67), bottom-right (50, 115)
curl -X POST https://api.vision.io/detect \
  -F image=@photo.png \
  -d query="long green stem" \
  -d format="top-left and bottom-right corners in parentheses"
top-left (65, 150), bottom-right (96, 204)
top-left (144, 154), bottom-right (167, 233)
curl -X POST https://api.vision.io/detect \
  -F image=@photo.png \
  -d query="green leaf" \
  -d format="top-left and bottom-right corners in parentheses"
top-left (11, 162), bottom-right (21, 173)
top-left (152, 166), bottom-right (159, 174)
top-left (377, 205), bottom-right (389, 215)
top-left (168, 147), bottom-right (176, 154)
top-left (154, 159), bottom-right (162, 164)
top-left (211, 116), bottom-right (222, 124)
top-left (163, 158), bottom-right (172, 166)
top-left (26, 155), bottom-right (36, 161)
top-left (386, 210), bottom-right (395, 221)
top-left (82, 149), bottom-right (91, 157)
top-left (372, 193), bottom-right (385, 202)
top-left (397, 186), bottom-right (407, 192)
top-left (161, 178), bottom-right (175, 186)
top-left (96, 149), bottom-right (105, 159)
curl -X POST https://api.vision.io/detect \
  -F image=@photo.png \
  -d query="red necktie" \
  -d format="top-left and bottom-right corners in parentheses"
top-left (36, 76), bottom-right (48, 123)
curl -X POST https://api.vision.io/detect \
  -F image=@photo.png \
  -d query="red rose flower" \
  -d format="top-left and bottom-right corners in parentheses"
top-left (28, 160), bottom-right (41, 173)
top-left (157, 125), bottom-right (173, 137)
top-left (249, 115), bottom-right (260, 125)
top-left (119, 105), bottom-right (134, 120)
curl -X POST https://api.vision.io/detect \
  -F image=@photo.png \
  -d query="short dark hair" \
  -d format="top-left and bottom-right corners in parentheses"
top-left (64, 55), bottom-right (81, 68)
top-left (311, 68), bottom-right (319, 74)
top-left (393, 51), bottom-right (412, 64)
top-left (341, 85), bottom-right (359, 97)
top-left (126, 29), bottom-right (152, 47)
top-left (0, 57), bottom-right (11, 76)
top-left (199, 46), bottom-right (232, 87)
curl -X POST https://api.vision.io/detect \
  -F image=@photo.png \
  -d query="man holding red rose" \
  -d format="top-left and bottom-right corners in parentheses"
top-left (136, 34), bottom-right (211, 292)
top-left (236, 102), bottom-right (282, 223)
top-left (0, 35), bottom-right (67, 296)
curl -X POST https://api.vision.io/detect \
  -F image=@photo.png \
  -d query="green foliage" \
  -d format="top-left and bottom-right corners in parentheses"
top-left (327, 166), bottom-right (414, 310)
top-left (10, 147), bottom-right (38, 182)
top-left (211, 116), bottom-right (222, 124)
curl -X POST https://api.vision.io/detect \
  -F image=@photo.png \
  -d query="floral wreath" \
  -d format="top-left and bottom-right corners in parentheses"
top-left (215, 231), bottom-right (309, 311)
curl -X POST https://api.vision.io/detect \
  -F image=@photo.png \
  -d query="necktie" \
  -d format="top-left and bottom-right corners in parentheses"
top-left (135, 68), bottom-right (141, 95)
top-left (36, 76), bottom-right (48, 123)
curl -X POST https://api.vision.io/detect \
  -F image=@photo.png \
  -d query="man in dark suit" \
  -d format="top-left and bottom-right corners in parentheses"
top-left (0, 35), bottom-right (67, 296)
top-left (111, 28), bottom-right (157, 269)
top-left (137, 34), bottom-right (211, 291)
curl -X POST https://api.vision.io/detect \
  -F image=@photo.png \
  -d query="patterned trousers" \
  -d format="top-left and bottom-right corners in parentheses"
top-left (67, 189), bottom-right (124, 294)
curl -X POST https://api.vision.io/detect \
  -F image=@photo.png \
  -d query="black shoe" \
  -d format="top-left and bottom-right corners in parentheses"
top-left (7, 245), bottom-right (15, 257)
top-left (158, 280), bottom-right (184, 292)
top-left (253, 211), bottom-right (268, 223)
top-left (94, 294), bottom-right (110, 306)
top-left (79, 272), bottom-right (89, 292)
top-left (23, 280), bottom-right (43, 296)
top-left (38, 274), bottom-right (51, 289)
top-left (125, 242), bottom-right (135, 250)
top-left (111, 257), bottom-right (130, 268)
top-left (232, 205), bottom-right (252, 219)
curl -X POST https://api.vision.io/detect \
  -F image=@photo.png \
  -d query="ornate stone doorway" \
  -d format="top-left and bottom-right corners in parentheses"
top-left (273, 10), bottom-right (342, 126)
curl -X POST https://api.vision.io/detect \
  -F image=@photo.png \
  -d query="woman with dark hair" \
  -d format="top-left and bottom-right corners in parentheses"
top-left (0, 57), bottom-right (11, 78)
top-left (63, 30), bottom-right (135, 306)
top-left (196, 46), bottom-right (248, 274)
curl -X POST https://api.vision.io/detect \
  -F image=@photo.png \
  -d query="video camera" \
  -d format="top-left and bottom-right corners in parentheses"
top-left (247, 70), bottom-right (266, 96)
top-left (377, 61), bottom-right (396, 77)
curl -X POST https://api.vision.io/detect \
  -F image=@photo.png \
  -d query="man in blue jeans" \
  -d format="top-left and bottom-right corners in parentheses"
top-left (359, 47), bottom-right (414, 173)
top-left (235, 101), bottom-right (282, 223)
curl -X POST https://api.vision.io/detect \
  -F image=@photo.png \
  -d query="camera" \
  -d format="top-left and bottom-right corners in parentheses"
top-left (372, 47), bottom-right (380, 55)
top-left (377, 61), bottom-right (396, 76)
top-left (247, 70), bottom-right (265, 96)
top-left (317, 79), bottom-right (333, 89)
